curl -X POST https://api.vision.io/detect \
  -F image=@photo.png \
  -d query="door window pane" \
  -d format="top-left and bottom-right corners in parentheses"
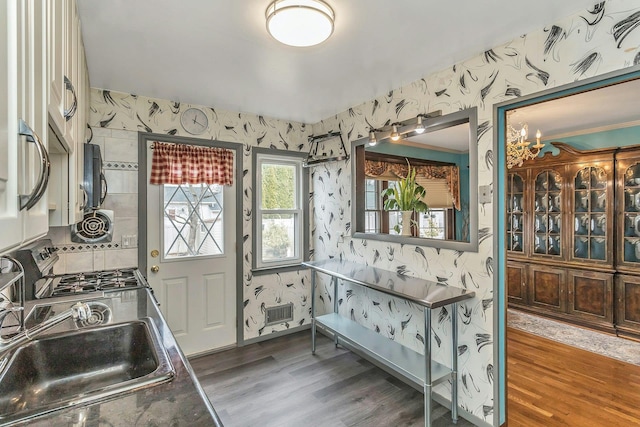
top-left (163, 184), bottom-right (224, 259)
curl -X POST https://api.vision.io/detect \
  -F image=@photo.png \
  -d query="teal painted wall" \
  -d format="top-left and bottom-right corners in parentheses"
top-left (540, 125), bottom-right (640, 155)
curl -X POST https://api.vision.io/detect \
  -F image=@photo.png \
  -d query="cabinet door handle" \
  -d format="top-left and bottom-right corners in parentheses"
top-left (86, 124), bottom-right (93, 143)
top-left (18, 119), bottom-right (51, 211)
top-left (79, 184), bottom-right (88, 211)
top-left (63, 76), bottom-right (77, 121)
top-left (99, 172), bottom-right (108, 206)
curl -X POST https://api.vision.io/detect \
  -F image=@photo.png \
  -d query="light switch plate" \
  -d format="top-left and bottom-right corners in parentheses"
top-left (479, 185), bottom-right (492, 204)
top-left (122, 234), bottom-right (138, 248)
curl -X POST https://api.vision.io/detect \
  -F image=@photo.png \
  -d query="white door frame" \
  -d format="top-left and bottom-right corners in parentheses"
top-left (137, 132), bottom-right (245, 347)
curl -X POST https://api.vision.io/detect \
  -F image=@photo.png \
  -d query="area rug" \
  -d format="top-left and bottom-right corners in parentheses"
top-left (507, 309), bottom-right (640, 367)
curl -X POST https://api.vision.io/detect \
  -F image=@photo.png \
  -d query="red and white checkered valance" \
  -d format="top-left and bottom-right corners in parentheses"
top-left (150, 142), bottom-right (234, 186)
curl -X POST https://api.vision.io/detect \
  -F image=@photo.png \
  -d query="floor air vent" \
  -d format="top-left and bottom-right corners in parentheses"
top-left (265, 303), bottom-right (293, 326)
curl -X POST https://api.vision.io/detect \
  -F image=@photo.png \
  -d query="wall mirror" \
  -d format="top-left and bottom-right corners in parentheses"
top-left (351, 108), bottom-right (478, 251)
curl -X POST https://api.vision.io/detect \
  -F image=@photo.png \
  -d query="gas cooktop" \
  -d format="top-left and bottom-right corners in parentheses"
top-left (11, 239), bottom-right (147, 301)
top-left (41, 268), bottom-right (144, 298)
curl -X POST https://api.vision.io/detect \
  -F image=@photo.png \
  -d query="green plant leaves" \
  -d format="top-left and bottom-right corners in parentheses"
top-left (380, 160), bottom-right (429, 214)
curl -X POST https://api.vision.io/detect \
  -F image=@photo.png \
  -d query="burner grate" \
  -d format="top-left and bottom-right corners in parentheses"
top-left (44, 268), bottom-right (142, 297)
top-left (51, 283), bottom-right (99, 297)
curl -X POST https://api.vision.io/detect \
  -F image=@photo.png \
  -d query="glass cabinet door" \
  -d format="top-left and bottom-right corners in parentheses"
top-left (622, 163), bottom-right (640, 264)
top-left (507, 173), bottom-right (525, 253)
top-left (573, 166), bottom-right (607, 261)
top-left (533, 170), bottom-right (562, 256)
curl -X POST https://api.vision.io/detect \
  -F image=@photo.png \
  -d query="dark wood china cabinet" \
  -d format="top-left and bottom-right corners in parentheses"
top-left (507, 142), bottom-right (640, 339)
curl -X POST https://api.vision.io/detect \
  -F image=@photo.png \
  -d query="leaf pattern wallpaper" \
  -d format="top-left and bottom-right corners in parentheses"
top-left (90, 89), bottom-right (314, 344)
top-left (310, 0), bottom-right (639, 422)
top-left (88, 0), bottom-right (640, 424)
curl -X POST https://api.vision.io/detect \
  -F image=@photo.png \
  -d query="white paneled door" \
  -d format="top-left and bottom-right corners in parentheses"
top-left (146, 141), bottom-right (236, 356)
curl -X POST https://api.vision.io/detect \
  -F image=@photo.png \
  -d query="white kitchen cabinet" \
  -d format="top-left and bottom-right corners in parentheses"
top-left (0, 0), bottom-right (51, 255)
top-left (0, 1), bottom-right (22, 253)
top-left (46, 0), bottom-right (65, 140)
top-left (47, 0), bottom-right (89, 227)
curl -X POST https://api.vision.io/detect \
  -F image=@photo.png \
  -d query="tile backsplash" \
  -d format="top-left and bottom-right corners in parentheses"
top-left (47, 127), bottom-right (139, 274)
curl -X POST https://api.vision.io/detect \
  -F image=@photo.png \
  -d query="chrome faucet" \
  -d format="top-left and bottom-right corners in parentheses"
top-left (0, 255), bottom-right (26, 338)
top-left (0, 304), bottom-right (25, 333)
top-left (0, 301), bottom-right (92, 354)
top-left (0, 254), bottom-right (92, 354)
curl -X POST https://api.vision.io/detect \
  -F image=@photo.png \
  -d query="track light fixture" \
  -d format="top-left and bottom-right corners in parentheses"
top-left (368, 130), bottom-right (377, 146)
top-left (390, 125), bottom-right (400, 141)
top-left (414, 116), bottom-right (425, 134)
top-left (362, 112), bottom-right (441, 146)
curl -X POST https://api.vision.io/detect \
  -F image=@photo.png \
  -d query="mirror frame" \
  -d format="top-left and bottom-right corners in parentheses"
top-left (351, 107), bottom-right (479, 252)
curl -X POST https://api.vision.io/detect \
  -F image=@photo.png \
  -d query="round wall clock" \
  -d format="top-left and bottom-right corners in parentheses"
top-left (180, 107), bottom-right (209, 135)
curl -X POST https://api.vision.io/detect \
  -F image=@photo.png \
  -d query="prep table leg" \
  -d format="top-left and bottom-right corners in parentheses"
top-left (424, 307), bottom-right (432, 427)
top-left (311, 270), bottom-right (316, 354)
top-left (333, 276), bottom-right (339, 347)
top-left (451, 303), bottom-right (459, 423)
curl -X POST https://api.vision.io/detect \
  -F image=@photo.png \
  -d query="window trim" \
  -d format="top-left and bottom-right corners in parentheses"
top-left (364, 178), bottom-right (382, 233)
top-left (252, 148), bottom-right (309, 274)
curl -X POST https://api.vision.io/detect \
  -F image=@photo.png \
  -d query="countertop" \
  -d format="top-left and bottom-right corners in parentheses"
top-left (6, 288), bottom-right (223, 427)
top-left (303, 259), bottom-right (475, 308)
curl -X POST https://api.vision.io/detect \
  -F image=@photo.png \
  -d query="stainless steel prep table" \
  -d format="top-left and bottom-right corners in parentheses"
top-left (303, 259), bottom-right (475, 426)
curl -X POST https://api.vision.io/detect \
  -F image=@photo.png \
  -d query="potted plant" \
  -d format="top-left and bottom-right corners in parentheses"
top-left (382, 160), bottom-right (429, 236)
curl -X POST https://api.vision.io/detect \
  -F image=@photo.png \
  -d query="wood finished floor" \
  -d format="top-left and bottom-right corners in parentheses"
top-left (191, 328), bottom-right (640, 427)
top-left (190, 331), bottom-right (474, 427)
top-left (507, 327), bottom-right (640, 426)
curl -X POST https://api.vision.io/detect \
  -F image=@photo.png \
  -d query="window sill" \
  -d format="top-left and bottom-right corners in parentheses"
top-left (251, 263), bottom-right (307, 276)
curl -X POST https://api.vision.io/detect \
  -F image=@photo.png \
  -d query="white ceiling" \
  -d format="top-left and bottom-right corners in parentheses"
top-left (404, 122), bottom-right (470, 153)
top-left (507, 78), bottom-right (640, 140)
top-left (76, 0), bottom-right (600, 124)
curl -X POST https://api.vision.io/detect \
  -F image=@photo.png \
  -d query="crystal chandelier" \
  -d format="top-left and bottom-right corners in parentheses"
top-left (506, 123), bottom-right (544, 169)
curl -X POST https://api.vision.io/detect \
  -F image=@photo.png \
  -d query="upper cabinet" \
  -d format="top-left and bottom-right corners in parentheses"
top-left (0, 0), bottom-right (90, 254)
top-left (616, 148), bottom-right (640, 274)
top-left (507, 142), bottom-right (640, 336)
top-left (507, 143), bottom-right (616, 269)
top-left (0, 0), bottom-right (51, 254)
top-left (48, 0), bottom-right (89, 227)
top-left (47, 0), bottom-right (66, 139)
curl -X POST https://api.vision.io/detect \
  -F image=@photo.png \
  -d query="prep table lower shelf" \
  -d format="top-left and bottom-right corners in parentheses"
top-left (315, 313), bottom-right (451, 386)
top-left (305, 259), bottom-right (476, 427)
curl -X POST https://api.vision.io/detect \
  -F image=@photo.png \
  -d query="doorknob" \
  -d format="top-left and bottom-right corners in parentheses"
top-left (150, 265), bottom-right (159, 273)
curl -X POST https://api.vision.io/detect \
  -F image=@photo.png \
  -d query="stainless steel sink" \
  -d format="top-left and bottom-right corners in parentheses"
top-left (0, 318), bottom-right (174, 425)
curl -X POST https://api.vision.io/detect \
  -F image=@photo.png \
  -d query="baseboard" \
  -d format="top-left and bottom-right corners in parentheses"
top-left (431, 393), bottom-right (493, 427)
top-left (187, 343), bottom-right (237, 360)
top-left (241, 323), bottom-right (311, 346)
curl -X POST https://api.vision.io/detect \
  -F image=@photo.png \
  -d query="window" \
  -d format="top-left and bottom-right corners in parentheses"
top-left (253, 149), bottom-right (309, 271)
top-left (419, 209), bottom-right (447, 239)
top-left (364, 179), bottom-right (381, 233)
top-left (375, 179), bottom-right (453, 238)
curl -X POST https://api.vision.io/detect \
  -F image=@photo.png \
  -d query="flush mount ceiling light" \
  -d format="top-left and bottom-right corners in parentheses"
top-left (266, 0), bottom-right (335, 47)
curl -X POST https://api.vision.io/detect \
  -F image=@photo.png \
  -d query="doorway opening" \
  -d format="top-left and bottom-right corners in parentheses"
top-left (495, 65), bottom-right (640, 425)
top-left (137, 132), bottom-right (244, 355)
